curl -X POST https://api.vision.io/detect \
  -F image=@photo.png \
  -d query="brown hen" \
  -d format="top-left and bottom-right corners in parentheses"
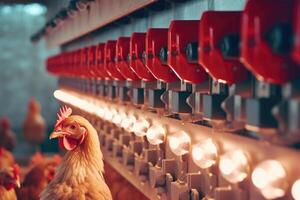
top-left (0, 148), bottom-right (15, 170)
top-left (16, 158), bottom-right (60, 200)
top-left (40, 106), bottom-right (112, 200)
top-left (22, 98), bottom-right (46, 149)
top-left (0, 165), bottom-right (20, 200)
top-left (0, 117), bottom-right (16, 152)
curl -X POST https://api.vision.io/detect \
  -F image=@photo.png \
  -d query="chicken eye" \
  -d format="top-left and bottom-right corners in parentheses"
top-left (69, 125), bottom-right (76, 130)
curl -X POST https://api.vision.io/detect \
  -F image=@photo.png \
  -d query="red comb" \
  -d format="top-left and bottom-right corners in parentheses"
top-left (55, 106), bottom-right (72, 130)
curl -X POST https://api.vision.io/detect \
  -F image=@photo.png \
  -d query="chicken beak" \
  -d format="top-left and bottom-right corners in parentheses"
top-left (49, 131), bottom-right (62, 139)
top-left (49, 131), bottom-right (69, 139)
top-left (16, 178), bottom-right (20, 188)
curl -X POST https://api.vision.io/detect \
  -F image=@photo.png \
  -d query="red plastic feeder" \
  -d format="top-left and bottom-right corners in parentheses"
top-left (240, 0), bottom-right (299, 84)
top-left (104, 40), bottom-right (125, 80)
top-left (167, 20), bottom-right (207, 84)
top-left (145, 28), bottom-right (178, 83)
top-left (199, 11), bottom-right (248, 85)
top-left (116, 37), bottom-right (140, 81)
top-left (95, 43), bottom-right (110, 80)
top-left (129, 32), bottom-right (156, 82)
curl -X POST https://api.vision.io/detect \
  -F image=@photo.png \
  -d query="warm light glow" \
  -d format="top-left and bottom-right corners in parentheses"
top-left (252, 160), bottom-right (287, 199)
top-left (192, 138), bottom-right (218, 169)
top-left (54, 90), bottom-right (124, 123)
top-left (103, 108), bottom-right (116, 121)
top-left (168, 131), bottom-right (191, 156)
top-left (292, 179), bottom-right (300, 200)
top-left (95, 107), bottom-right (105, 118)
top-left (131, 118), bottom-right (150, 137)
top-left (112, 111), bottom-right (125, 125)
top-left (146, 124), bottom-right (166, 145)
top-left (54, 90), bottom-right (98, 114)
top-left (120, 114), bottom-right (136, 132)
top-left (219, 150), bottom-right (249, 183)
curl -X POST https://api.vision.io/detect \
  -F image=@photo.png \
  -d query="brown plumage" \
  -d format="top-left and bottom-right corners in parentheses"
top-left (0, 148), bottom-right (15, 170)
top-left (0, 186), bottom-right (17, 200)
top-left (0, 165), bottom-right (20, 200)
top-left (40, 112), bottom-right (112, 200)
top-left (16, 159), bottom-right (59, 200)
top-left (28, 151), bottom-right (61, 168)
top-left (22, 98), bottom-right (46, 147)
top-left (0, 117), bottom-right (16, 152)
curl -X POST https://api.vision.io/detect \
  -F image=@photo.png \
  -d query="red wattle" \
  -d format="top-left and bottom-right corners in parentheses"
top-left (58, 133), bottom-right (86, 151)
top-left (63, 137), bottom-right (78, 151)
top-left (4, 183), bottom-right (14, 190)
top-left (58, 137), bottom-right (65, 150)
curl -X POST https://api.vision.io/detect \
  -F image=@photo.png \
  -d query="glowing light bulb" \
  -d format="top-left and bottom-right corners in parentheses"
top-left (111, 113), bottom-right (122, 125)
top-left (54, 90), bottom-right (111, 118)
top-left (103, 108), bottom-right (116, 121)
top-left (146, 124), bottom-right (166, 145)
top-left (119, 112), bottom-right (127, 125)
top-left (120, 114), bottom-right (136, 132)
top-left (292, 179), bottom-right (300, 200)
top-left (131, 118), bottom-right (150, 137)
top-left (168, 131), bottom-right (191, 156)
top-left (192, 138), bottom-right (218, 169)
top-left (252, 160), bottom-right (287, 199)
top-left (96, 107), bottom-right (105, 118)
top-left (219, 150), bottom-right (249, 183)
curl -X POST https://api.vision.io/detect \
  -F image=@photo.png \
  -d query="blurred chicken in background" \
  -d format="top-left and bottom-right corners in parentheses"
top-left (0, 148), bottom-right (15, 170)
top-left (0, 164), bottom-right (20, 200)
top-left (0, 117), bottom-right (16, 152)
top-left (22, 98), bottom-right (46, 151)
top-left (16, 154), bottom-right (61, 200)
top-left (28, 151), bottom-right (61, 168)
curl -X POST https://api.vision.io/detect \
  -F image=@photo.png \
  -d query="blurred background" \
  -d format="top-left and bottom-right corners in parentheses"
top-left (0, 0), bottom-right (67, 157)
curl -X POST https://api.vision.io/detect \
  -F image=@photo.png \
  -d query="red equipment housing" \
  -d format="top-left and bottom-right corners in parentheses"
top-left (241, 0), bottom-right (299, 84)
top-left (145, 28), bottom-right (178, 83)
top-left (95, 43), bottom-right (110, 80)
top-left (104, 40), bottom-right (125, 80)
top-left (199, 11), bottom-right (248, 85)
top-left (168, 20), bottom-right (207, 84)
top-left (116, 37), bottom-right (140, 81)
top-left (80, 47), bottom-right (89, 78)
top-left (87, 45), bottom-right (97, 78)
top-left (129, 32), bottom-right (156, 81)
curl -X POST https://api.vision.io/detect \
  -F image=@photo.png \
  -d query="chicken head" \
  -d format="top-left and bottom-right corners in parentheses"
top-left (0, 164), bottom-right (20, 190)
top-left (49, 106), bottom-right (87, 151)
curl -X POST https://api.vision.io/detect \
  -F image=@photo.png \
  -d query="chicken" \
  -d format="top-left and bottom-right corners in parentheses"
top-left (22, 98), bottom-right (46, 149)
top-left (40, 106), bottom-right (112, 200)
top-left (0, 148), bottom-right (15, 170)
top-left (0, 164), bottom-right (20, 200)
top-left (0, 117), bottom-right (16, 151)
top-left (16, 159), bottom-right (60, 200)
top-left (28, 151), bottom-right (61, 168)
top-left (18, 152), bottom-right (61, 183)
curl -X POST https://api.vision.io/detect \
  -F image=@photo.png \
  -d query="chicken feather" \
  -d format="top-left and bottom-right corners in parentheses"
top-left (40, 115), bottom-right (112, 200)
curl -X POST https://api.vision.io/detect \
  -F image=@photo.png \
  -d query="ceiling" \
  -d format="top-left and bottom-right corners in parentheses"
top-left (0, 0), bottom-right (50, 5)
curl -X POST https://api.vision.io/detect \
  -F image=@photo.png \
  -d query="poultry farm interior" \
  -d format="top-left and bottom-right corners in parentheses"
top-left (0, 0), bottom-right (300, 199)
